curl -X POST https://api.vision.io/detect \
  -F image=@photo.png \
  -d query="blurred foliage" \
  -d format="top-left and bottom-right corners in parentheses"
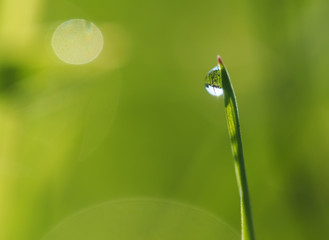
top-left (1, 0), bottom-right (329, 239)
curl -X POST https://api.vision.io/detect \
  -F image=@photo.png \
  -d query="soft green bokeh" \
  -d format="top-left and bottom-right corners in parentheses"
top-left (42, 199), bottom-right (239, 240)
top-left (51, 19), bottom-right (104, 65)
top-left (1, 0), bottom-right (329, 239)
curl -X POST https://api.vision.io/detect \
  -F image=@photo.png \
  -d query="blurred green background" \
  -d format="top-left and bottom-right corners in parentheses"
top-left (1, 0), bottom-right (329, 239)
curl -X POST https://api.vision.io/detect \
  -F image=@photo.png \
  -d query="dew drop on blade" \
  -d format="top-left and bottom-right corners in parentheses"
top-left (204, 65), bottom-right (223, 97)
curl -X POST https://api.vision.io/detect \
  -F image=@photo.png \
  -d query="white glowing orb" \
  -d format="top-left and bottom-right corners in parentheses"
top-left (52, 19), bottom-right (104, 65)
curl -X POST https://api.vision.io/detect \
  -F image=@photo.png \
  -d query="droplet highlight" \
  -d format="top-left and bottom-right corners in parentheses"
top-left (51, 19), bottom-right (104, 65)
top-left (205, 84), bottom-right (223, 97)
top-left (205, 65), bottom-right (223, 97)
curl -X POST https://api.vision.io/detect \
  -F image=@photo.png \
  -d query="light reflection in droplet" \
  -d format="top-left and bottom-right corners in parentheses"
top-left (205, 84), bottom-right (223, 97)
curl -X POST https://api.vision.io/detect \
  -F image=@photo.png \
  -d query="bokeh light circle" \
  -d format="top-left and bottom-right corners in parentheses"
top-left (51, 19), bottom-right (104, 65)
top-left (42, 199), bottom-right (239, 240)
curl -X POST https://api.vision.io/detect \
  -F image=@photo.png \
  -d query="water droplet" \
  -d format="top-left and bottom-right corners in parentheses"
top-left (52, 19), bottom-right (104, 65)
top-left (205, 65), bottom-right (223, 97)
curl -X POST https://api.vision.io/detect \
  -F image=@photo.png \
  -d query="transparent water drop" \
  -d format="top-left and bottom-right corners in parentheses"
top-left (51, 19), bottom-right (104, 65)
top-left (205, 65), bottom-right (223, 97)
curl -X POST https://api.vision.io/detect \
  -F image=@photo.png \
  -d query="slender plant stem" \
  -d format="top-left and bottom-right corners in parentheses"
top-left (218, 56), bottom-right (255, 240)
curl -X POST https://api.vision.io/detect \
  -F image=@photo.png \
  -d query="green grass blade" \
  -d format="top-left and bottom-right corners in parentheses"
top-left (219, 57), bottom-right (255, 240)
